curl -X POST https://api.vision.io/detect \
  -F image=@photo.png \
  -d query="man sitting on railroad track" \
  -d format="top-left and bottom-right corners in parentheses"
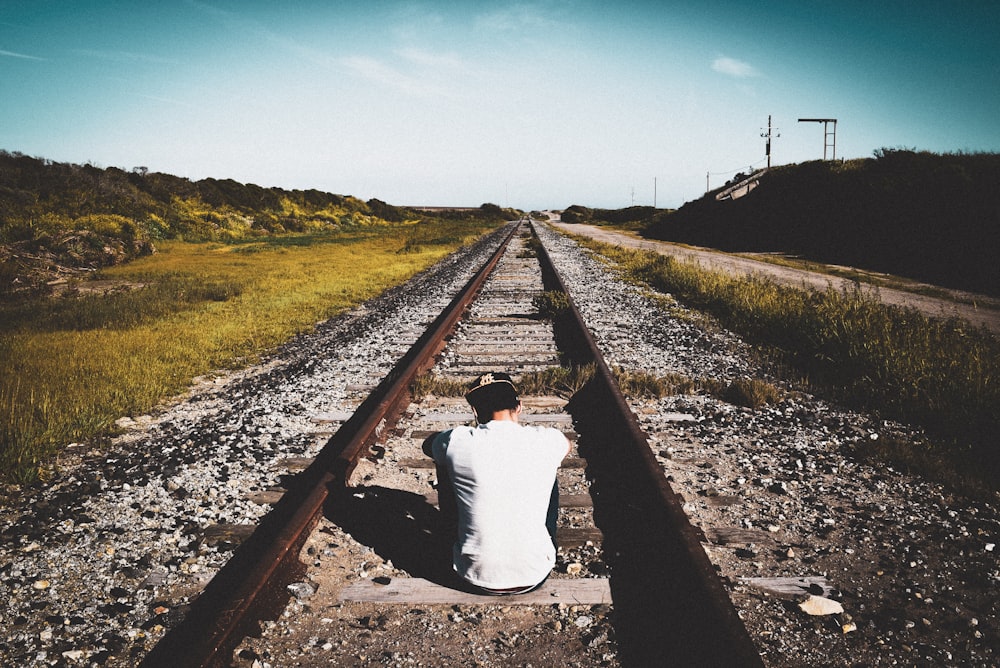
top-left (423, 371), bottom-right (570, 595)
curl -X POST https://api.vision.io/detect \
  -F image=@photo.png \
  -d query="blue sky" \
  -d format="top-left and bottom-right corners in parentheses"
top-left (2, 1), bottom-right (998, 210)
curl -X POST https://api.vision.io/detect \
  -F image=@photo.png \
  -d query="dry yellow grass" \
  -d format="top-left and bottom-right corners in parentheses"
top-left (1, 221), bottom-right (495, 482)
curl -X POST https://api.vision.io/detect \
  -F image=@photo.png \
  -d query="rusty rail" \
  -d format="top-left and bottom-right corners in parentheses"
top-left (533, 223), bottom-right (764, 666)
top-left (142, 222), bottom-right (520, 668)
top-left (144, 219), bottom-right (763, 666)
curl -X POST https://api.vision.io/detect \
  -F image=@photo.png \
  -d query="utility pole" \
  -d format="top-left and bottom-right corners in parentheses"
top-left (760, 115), bottom-right (779, 169)
top-left (654, 177), bottom-right (657, 208)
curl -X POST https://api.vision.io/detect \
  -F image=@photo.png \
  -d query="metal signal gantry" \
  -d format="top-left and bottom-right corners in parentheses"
top-left (798, 118), bottom-right (838, 160)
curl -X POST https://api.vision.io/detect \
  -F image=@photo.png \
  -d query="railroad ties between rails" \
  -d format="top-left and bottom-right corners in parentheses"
top-left (142, 221), bottom-right (764, 667)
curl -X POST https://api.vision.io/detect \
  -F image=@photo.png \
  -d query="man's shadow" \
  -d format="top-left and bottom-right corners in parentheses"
top-left (323, 484), bottom-right (462, 589)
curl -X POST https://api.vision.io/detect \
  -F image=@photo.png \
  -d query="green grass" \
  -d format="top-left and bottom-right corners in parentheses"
top-left (735, 251), bottom-right (998, 309)
top-left (531, 291), bottom-right (572, 320)
top-left (611, 367), bottom-right (784, 409)
top-left (612, 367), bottom-right (707, 398)
top-left (0, 220), bottom-right (496, 483)
top-left (591, 218), bottom-right (999, 311)
top-left (411, 365), bottom-right (596, 401)
top-left (518, 365), bottom-right (595, 397)
top-left (573, 236), bottom-right (1000, 494)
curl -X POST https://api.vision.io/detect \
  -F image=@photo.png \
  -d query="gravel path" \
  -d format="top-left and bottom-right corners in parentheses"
top-left (552, 221), bottom-right (1000, 334)
top-left (1, 221), bottom-right (997, 667)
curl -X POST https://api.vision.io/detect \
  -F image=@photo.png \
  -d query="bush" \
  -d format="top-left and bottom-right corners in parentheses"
top-left (560, 205), bottom-right (593, 223)
top-left (532, 291), bottom-right (571, 319)
top-left (722, 378), bottom-right (784, 409)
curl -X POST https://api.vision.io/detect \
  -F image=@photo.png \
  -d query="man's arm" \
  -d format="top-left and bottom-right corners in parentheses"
top-left (421, 432), bottom-right (441, 459)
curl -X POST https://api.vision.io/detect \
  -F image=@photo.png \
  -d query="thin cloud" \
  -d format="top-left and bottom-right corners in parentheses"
top-left (474, 4), bottom-right (558, 32)
top-left (183, 0), bottom-right (230, 22)
top-left (341, 55), bottom-right (430, 96)
top-left (712, 56), bottom-right (759, 78)
top-left (74, 49), bottom-right (180, 65)
top-left (136, 93), bottom-right (194, 108)
top-left (397, 47), bottom-right (464, 70)
top-left (185, 0), bottom-right (337, 70)
top-left (341, 47), bottom-right (467, 98)
top-left (0, 48), bottom-right (45, 61)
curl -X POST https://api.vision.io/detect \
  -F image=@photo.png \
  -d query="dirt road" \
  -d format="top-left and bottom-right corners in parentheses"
top-left (551, 221), bottom-right (1000, 334)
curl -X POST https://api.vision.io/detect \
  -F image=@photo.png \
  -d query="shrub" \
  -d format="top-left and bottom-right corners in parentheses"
top-left (518, 365), bottom-right (594, 397)
top-left (532, 290), bottom-right (571, 319)
top-left (722, 378), bottom-right (784, 409)
top-left (613, 368), bottom-right (700, 398)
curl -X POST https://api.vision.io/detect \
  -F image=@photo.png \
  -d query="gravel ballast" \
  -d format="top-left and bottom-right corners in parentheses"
top-left (1, 221), bottom-right (997, 667)
top-left (535, 222), bottom-right (998, 667)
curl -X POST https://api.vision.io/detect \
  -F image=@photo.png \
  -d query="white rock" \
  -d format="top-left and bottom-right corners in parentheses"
top-left (287, 582), bottom-right (316, 599)
top-left (798, 595), bottom-right (844, 616)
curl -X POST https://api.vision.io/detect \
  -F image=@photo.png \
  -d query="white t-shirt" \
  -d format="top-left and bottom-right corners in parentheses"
top-left (432, 420), bottom-right (568, 589)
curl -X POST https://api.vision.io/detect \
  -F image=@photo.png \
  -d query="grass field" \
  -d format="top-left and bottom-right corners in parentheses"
top-left (0, 220), bottom-right (497, 483)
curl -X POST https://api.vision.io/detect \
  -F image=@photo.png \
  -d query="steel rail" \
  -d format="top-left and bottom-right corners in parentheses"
top-left (533, 222), bottom-right (764, 666)
top-left (142, 222), bottom-right (520, 668)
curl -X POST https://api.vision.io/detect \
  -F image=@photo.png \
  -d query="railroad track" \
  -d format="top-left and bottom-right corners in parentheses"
top-left (142, 221), bottom-right (763, 666)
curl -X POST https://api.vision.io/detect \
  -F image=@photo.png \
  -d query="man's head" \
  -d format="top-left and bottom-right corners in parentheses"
top-left (465, 372), bottom-right (520, 424)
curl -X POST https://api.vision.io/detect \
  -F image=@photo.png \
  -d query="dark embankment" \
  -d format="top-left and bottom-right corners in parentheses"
top-left (639, 150), bottom-right (1000, 297)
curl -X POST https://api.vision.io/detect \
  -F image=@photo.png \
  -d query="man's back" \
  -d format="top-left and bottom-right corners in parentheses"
top-left (432, 419), bottom-right (567, 590)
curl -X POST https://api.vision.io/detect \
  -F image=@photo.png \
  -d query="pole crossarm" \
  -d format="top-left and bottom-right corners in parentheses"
top-left (760, 115), bottom-right (779, 169)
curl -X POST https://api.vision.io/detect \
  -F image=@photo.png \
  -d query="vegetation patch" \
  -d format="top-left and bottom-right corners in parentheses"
top-left (560, 205), bottom-right (668, 232)
top-left (518, 365), bottom-right (595, 397)
top-left (721, 377), bottom-right (785, 409)
top-left (613, 368), bottom-right (704, 398)
top-left (0, 151), bottom-right (517, 295)
top-left (635, 149), bottom-right (1000, 297)
top-left (0, 220), bottom-right (497, 484)
top-left (411, 365), bottom-right (596, 402)
top-left (410, 375), bottom-right (471, 400)
top-left (516, 235), bottom-right (541, 258)
top-left (611, 367), bottom-right (782, 408)
top-left (576, 237), bottom-right (1000, 492)
top-left (532, 291), bottom-right (572, 320)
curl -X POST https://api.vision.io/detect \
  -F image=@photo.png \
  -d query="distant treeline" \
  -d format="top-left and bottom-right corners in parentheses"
top-left (569, 150), bottom-right (1000, 297)
top-left (0, 150), bottom-right (514, 294)
top-left (561, 204), bottom-right (661, 226)
top-left (0, 150), bottom-right (511, 244)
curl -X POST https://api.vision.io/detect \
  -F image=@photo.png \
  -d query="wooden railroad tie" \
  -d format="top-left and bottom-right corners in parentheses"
top-left (338, 576), bottom-right (612, 605)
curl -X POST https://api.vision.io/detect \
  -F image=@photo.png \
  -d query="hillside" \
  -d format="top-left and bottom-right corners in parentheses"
top-left (579, 150), bottom-right (1000, 298)
top-left (0, 150), bottom-right (512, 294)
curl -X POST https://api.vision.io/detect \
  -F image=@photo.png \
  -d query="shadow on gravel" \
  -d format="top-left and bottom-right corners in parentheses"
top-left (567, 377), bottom-right (765, 667)
top-left (324, 485), bottom-right (461, 588)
